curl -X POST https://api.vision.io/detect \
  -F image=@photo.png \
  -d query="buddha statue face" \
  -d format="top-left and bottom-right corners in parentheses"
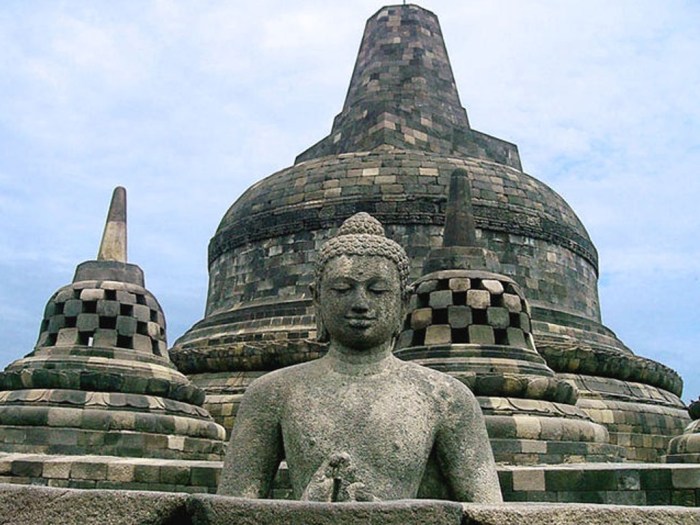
top-left (316, 254), bottom-right (404, 351)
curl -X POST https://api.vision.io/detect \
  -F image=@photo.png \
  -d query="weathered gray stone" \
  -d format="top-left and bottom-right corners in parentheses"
top-left (460, 503), bottom-right (700, 525)
top-left (190, 495), bottom-right (465, 525)
top-left (0, 484), bottom-right (189, 525)
top-left (217, 213), bottom-right (501, 503)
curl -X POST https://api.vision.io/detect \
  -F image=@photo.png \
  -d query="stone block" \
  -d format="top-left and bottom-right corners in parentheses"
top-left (486, 307), bottom-right (509, 329)
top-left (615, 470), bottom-right (640, 491)
top-left (503, 293), bottom-right (522, 312)
top-left (425, 325), bottom-right (452, 345)
top-left (672, 467), bottom-right (700, 489)
top-left (43, 461), bottom-right (72, 480)
top-left (116, 291), bottom-right (136, 304)
top-left (80, 289), bottom-right (105, 301)
top-left (482, 279), bottom-right (504, 294)
top-left (469, 325), bottom-right (495, 344)
top-left (396, 330), bottom-right (413, 348)
top-left (513, 416), bottom-right (542, 441)
top-left (189, 496), bottom-right (464, 525)
top-left (133, 334), bottom-right (153, 352)
top-left (116, 316), bottom-right (137, 336)
top-left (467, 290), bottom-right (490, 309)
top-left (190, 467), bottom-right (220, 488)
top-left (48, 315), bottom-right (66, 333)
top-left (71, 462), bottom-right (107, 481)
top-left (512, 469), bottom-right (545, 492)
top-left (519, 312), bottom-right (531, 332)
top-left (160, 465), bottom-right (190, 485)
top-left (429, 290), bottom-right (453, 309)
top-left (640, 468), bottom-right (671, 490)
top-left (448, 277), bottom-right (470, 291)
top-left (133, 305), bottom-right (151, 322)
top-left (107, 462), bottom-right (135, 483)
top-left (93, 329), bottom-right (118, 347)
top-left (134, 464), bottom-right (160, 483)
top-left (146, 322), bottom-right (162, 338)
top-left (416, 280), bottom-right (438, 294)
top-left (448, 306), bottom-right (471, 328)
top-left (11, 460), bottom-right (43, 478)
top-left (410, 308), bottom-right (433, 330)
top-left (506, 327), bottom-right (526, 347)
top-left (97, 300), bottom-right (120, 317)
top-left (56, 328), bottom-right (80, 347)
top-left (77, 313), bottom-right (99, 332)
top-left (672, 489), bottom-right (696, 506)
top-left (0, 483), bottom-right (189, 525)
top-left (64, 299), bottom-right (83, 317)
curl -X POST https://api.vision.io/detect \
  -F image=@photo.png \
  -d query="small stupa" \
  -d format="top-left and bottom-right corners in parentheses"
top-left (0, 188), bottom-right (226, 462)
top-left (395, 169), bottom-right (624, 464)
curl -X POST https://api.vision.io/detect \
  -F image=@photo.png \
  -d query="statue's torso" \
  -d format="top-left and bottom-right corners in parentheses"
top-left (278, 358), bottom-right (443, 500)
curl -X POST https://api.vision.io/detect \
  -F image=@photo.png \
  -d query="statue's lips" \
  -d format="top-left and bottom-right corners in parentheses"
top-left (345, 317), bottom-right (376, 328)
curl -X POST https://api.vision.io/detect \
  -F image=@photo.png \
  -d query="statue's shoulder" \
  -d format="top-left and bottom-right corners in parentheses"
top-left (246, 359), bottom-right (320, 396)
top-left (395, 359), bottom-right (478, 407)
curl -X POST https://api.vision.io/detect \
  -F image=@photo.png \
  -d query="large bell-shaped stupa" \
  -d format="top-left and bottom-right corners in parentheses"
top-left (171, 4), bottom-right (688, 462)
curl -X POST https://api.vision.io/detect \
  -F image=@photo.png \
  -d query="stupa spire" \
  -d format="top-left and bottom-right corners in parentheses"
top-left (97, 186), bottom-right (127, 262)
top-left (73, 186), bottom-right (144, 286)
top-left (423, 169), bottom-right (501, 274)
top-left (443, 168), bottom-right (478, 248)
top-left (296, 4), bottom-right (521, 169)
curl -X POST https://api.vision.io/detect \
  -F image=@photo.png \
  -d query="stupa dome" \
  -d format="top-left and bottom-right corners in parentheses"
top-left (172, 4), bottom-right (688, 462)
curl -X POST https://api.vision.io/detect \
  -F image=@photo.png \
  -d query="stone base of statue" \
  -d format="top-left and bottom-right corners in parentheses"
top-left (1, 482), bottom-right (699, 524)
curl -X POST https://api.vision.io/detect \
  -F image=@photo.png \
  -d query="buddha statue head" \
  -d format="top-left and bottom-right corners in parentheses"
top-left (311, 213), bottom-right (410, 350)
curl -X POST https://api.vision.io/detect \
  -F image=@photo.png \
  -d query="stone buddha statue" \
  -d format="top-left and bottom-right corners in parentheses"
top-left (217, 213), bottom-right (502, 503)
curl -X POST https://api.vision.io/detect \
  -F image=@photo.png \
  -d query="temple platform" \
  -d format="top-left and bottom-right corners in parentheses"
top-left (1, 483), bottom-right (699, 525)
top-left (3, 454), bottom-right (700, 507)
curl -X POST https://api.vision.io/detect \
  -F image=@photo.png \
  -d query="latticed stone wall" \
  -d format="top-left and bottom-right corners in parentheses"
top-left (37, 281), bottom-right (167, 357)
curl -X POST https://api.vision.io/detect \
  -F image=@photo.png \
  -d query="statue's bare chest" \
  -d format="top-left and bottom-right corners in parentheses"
top-left (280, 373), bottom-right (437, 492)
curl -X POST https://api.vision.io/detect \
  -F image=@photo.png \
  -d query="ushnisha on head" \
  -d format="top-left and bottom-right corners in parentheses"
top-left (312, 213), bottom-right (411, 344)
top-left (315, 213), bottom-right (410, 296)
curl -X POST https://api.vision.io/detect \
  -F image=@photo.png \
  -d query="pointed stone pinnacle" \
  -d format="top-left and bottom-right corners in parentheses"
top-left (443, 169), bottom-right (478, 248)
top-left (97, 186), bottom-right (127, 263)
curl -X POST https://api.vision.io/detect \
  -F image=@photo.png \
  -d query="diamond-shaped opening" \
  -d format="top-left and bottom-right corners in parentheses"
top-left (472, 309), bottom-right (487, 325)
top-left (412, 329), bottom-right (425, 346)
top-left (99, 317), bottom-right (116, 329)
top-left (83, 301), bottom-right (97, 313)
top-left (117, 335), bottom-right (133, 349)
top-left (494, 329), bottom-right (508, 345)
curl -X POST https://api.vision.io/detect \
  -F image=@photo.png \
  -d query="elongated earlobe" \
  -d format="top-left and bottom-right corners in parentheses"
top-left (310, 282), bottom-right (330, 343)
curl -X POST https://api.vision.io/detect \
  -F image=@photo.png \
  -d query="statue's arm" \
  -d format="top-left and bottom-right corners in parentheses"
top-left (435, 382), bottom-right (503, 503)
top-left (217, 378), bottom-right (284, 498)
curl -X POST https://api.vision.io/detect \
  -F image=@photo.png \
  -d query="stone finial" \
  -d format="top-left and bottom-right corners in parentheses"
top-left (73, 186), bottom-right (144, 286)
top-left (422, 169), bottom-right (500, 274)
top-left (97, 186), bottom-right (127, 262)
top-left (443, 169), bottom-right (478, 248)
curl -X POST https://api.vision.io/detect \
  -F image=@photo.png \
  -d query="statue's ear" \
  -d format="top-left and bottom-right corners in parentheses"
top-left (310, 282), bottom-right (329, 342)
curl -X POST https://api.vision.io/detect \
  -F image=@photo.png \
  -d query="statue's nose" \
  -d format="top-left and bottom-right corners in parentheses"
top-left (350, 288), bottom-right (370, 312)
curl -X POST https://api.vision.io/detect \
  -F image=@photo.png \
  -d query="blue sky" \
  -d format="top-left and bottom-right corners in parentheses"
top-left (1, 1), bottom-right (699, 400)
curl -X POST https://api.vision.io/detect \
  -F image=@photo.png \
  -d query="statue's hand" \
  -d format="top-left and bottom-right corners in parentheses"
top-left (301, 451), bottom-right (362, 502)
top-left (345, 481), bottom-right (380, 502)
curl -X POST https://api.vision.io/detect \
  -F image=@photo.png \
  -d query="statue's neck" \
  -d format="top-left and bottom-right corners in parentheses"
top-left (324, 341), bottom-right (395, 376)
